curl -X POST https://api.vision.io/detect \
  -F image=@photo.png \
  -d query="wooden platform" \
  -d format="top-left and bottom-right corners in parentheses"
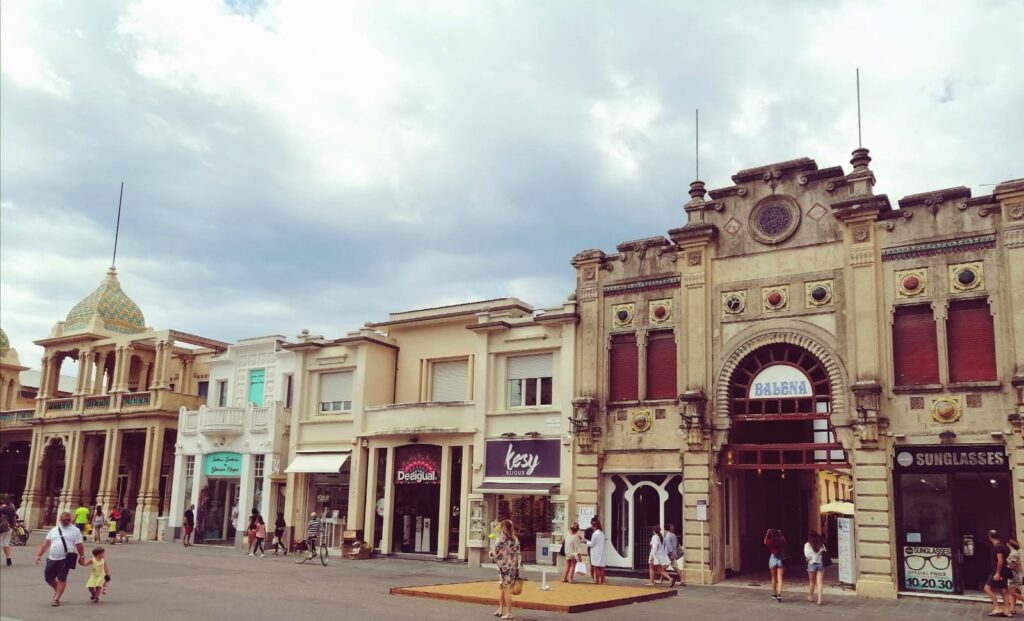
top-left (390, 580), bottom-right (677, 613)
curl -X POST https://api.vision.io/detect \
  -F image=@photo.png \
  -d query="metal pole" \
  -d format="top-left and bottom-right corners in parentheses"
top-left (112, 182), bottom-right (124, 266)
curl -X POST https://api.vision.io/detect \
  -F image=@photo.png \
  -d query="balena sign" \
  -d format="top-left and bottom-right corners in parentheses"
top-left (748, 364), bottom-right (814, 399)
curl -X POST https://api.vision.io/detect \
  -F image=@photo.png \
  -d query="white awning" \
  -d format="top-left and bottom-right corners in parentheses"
top-left (284, 452), bottom-right (350, 474)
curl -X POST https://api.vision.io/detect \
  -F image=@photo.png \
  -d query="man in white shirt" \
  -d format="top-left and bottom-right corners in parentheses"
top-left (34, 511), bottom-right (85, 607)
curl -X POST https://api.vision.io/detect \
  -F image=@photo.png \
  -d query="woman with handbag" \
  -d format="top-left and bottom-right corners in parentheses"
top-left (489, 519), bottom-right (521, 620)
top-left (804, 531), bottom-right (826, 605)
top-left (34, 511), bottom-right (85, 607)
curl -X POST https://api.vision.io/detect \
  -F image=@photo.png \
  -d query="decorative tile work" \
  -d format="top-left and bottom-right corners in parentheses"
top-left (805, 280), bottom-right (834, 308)
top-left (612, 303), bottom-right (635, 328)
top-left (948, 261), bottom-right (984, 292)
top-left (895, 268), bottom-right (927, 299)
top-left (64, 267), bottom-right (146, 334)
top-left (722, 291), bottom-right (746, 315)
top-left (603, 276), bottom-right (681, 297)
top-left (762, 286), bottom-right (789, 312)
top-left (654, 408), bottom-right (667, 420)
top-left (649, 299), bottom-right (672, 324)
top-left (909, 396), bottom-right (925, 410)
top-left (807, 203), bottom-right (828, 222)
top-left (966, 394), bottom-right (982, 409)
top-left (615, 410), bottom-right (628, 422)
top-left (931, 397), bottom-right (961, 424)
top-left (724, 218), bottom-right (742, 235)
top-left (881, 235), bottom-right (996, 262)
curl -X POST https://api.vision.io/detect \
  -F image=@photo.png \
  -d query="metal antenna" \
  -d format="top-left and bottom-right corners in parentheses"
top-left (695, 108), bottom-right (700, 180)
top-left (111, 182), bottom-right (124, 267)
top-left (856, 68), bottom-right (863, 148)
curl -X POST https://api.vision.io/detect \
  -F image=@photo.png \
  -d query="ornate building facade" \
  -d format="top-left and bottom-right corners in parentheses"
top-left (569, 148), bottom-right (1023, 597)
top-left (18, 266), bottom-right (227, 540)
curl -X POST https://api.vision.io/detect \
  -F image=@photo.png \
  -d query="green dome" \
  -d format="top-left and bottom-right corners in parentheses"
top-left (0, 327), bottom-right (9, 350)
top-left (65, 267), bottom-right (146, 334)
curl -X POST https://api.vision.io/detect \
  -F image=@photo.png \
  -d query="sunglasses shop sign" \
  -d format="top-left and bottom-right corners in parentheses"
top-left (902, 546), bottom-right (953, 593)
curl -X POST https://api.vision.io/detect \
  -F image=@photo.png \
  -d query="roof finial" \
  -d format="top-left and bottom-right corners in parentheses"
top-left (111, 182), bottom-right (124, 268)
top-left (688, 108), bottom-right (706, 202)
top-left (856, 68), bottom-right (862, 149)
top-left (850, 69), bottom-right (872, 173)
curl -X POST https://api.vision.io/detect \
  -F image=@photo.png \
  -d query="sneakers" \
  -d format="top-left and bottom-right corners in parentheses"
top-left (259, 554), bottom-right (265, 558)
top-left (248, 552), bottom-right (255, 557)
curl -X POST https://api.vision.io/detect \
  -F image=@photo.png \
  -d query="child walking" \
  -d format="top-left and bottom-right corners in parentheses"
top-left (252, 516), bottom-right (267, 558)
top-left (107, 515), bottom-right (118, 544)
top-left (83, 546), bottom-right (111, 603)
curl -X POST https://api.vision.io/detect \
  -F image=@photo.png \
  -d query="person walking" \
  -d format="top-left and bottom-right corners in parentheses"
top-left (91, 507), bottom-right (107, 544)
top-left (764, 528), bottom-right (787, 602)
top-left (106, 508), bottom-right (119, 544)
top-left (273, 512), bottom-right (287, 555)
top-left (587, 519), bottom-right (608, 585)
top-left (664, 523), bottom-right (685, 586)
top-left (74, 502), bottom-right (90, 534)
top-left (246, 514), bottom-right (259, 555)
top-left (488, 519), bottom-right (521, 620)
top-left (804, 531), bottom-right (826, 605)
top-left (562, 523), bottom-right (583, 583)
top-left (83, 546), bottom-right (111, 603)
top-left (34, 511), bottom-right (85, 607)
top-left (647, 525), bottom-right (673, 586)
top-left (183, 504), bottom-right (195, 547)
top-left (0, 500), bottom-right (18, 566)
top-left (118, 505), bottom-right (132, 543)
top-left (583, 517), bottom-right (598, 582)
top-left (986, 530), bottom-right (1013, 617)
top-left (252, 515), bottom-right (267, 557)
top-left (1007, 539), bottom-right (1022, 616)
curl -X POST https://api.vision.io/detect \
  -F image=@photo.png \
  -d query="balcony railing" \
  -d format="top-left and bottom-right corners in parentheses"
top-left (121, 392), bottom-right (152, 408)
top-left (36, 390), bottom-right (204, 417)
top-left (46, 398), bottom-right (75, 412)
top-left (179, 402), bottom-right (280, 437)
top-left (0, 409), bottom-right (35, 424)
top-left (84, 396), bottom-right (111, 410)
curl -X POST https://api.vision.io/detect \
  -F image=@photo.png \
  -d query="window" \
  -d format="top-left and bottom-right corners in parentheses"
top-left (507, 354), bottom-right (553, 408)
top-left (645, 331), bottom-right (677, 400)
top-left (947, 298), bottom-right (997, 382)
top-left (892, 305), bottom-right (940, 385)
top-left (609, 333), bottom-right (639, 401)
top-left (319, 371), bottom-right (353, 412)
top-left (284, 374), bottom-right (294, 408)
top-left (431, 359), bottom-right (469, 402)
top-left (217, 380), bottom-right (229, 407)
top-left (247, 368), bottom-right (266, 406)
top-left (197, 381), bottom-right (209, 398)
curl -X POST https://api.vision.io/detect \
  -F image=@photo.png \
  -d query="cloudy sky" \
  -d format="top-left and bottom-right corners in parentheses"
top-left (2, 0), bottom-right (1022, 371)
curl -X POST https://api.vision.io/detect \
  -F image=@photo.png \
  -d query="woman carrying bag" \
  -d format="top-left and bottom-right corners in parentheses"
top-left (489, 519), bottom-right (522, 620)
top-left (562, 523), bottom-right (583, 583)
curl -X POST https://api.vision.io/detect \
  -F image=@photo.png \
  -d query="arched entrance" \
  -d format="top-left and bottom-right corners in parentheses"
top-left (719, 343), bottom-right (851, 575)
top-left (39, 439), bottom-right (67, 527)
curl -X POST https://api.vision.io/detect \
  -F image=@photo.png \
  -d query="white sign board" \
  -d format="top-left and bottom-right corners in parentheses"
top-left (577, 507), bottom-right (595, 528)
top-left (902, 546), bottom-right (954, 593)
top-left (837, 517), bottom-right (854, 584)
top-left (696, 499), bottom-right (708, 522)
top-left (748, 364), bottom-right (814, 399)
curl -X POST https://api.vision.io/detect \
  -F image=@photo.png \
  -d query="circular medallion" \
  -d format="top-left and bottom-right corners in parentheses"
top-left (749, 196), bottom-right (801, 245)
top-left (724, 294), bottom-right (744, 314)
top-left (616, 309), bottom-right (629, 321)
top-left (956, 269), bottom-right (976, 286)
top-left (767, 291), bottom-right (783, 306)
top-left (810, 286), bottom-right (828, 302)
top-left (902, 275), bottom-right (920, 291)
top-left (932, 398), bottom-right (961, 424)
top-left (631, 411), bottom-right (652, 433)
top-left (653, 305), bottom-right (667, 319)
top-left (896, 452), bottom-right (914, 468)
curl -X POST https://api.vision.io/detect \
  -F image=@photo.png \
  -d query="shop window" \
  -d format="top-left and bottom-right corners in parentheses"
top-left (217, 379), bottom-right (229, 407)
top-left (431, 359), bottom-right (469, 402)
top-left (319, 371), bottom-right (353, 413)
top-left (946, 298), bottom-right (997, 382)
top-left (609, 334), bottom-right (639, 402)
top-left (645, 330), bottom-right (677, 400)
top-left (892, 305), bottom-right (940, 385)
top-left (507, 354), bottom-right (553, 408)
top-left (247, 368), bottom-right (265, 406)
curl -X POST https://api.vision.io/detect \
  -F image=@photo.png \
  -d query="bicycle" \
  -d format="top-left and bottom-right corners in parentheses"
top-left (11, 520), bottom-right (29, 546)
top-left (294, 536), bottom-right (328, 566)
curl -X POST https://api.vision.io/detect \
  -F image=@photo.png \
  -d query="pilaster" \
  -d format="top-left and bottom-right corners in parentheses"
top-left (436, 445), bottom-right (452, 559)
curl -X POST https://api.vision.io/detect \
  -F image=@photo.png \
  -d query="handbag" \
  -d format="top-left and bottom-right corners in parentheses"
top-left (509, 555), bottom-right (525, 595)
top-left (822, 548), bottom-right (833, 568)
top-left (58, 527), bottom-right (78, 571)
top-left (575, 561), bottom-right (588, 575)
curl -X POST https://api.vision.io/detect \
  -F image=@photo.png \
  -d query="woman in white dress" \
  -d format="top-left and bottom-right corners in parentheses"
top-left (648, 525), bottom-right (673, 586)
top-left (587, 519), bottom-right (608, 584)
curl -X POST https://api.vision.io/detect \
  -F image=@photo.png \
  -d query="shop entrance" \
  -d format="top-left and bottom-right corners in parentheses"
top-left (199, 478), bottom-right (239, 544)
top-left (720, 343), bottom-right (849, 576)
top-left (392, 444), bottom-right (442, 554)
top-left (895, 445), bottom-right (1014, 595)
top-left (606, 474), bottom-right (683, 570)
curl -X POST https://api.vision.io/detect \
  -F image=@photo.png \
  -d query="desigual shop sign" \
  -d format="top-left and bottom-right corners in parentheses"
top-left (894, 445), bottom-right (1008, 471)
top-left (395, 447), bottom-right (441, 484)
top-left (485, 439), bottom-right (560, 480)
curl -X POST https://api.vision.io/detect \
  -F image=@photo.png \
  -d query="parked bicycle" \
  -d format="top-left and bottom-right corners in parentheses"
top-left (294, 536), bottom-right (328, 566)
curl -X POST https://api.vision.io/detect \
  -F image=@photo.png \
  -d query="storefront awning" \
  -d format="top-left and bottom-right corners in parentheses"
top-left (284, 452), bottom-right (349, 474)
top-left (820, 501), bottom-right (854, 516)
top-left (475, 482), bottom-right (559, 495)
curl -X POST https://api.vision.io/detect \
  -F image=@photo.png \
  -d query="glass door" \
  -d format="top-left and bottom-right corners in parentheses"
top-left (897, 473), bottom-right (956, 594)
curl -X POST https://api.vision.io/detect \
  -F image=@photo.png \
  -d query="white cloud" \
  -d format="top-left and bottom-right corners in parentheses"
top-left (0, 0), bottom-right (73, 99)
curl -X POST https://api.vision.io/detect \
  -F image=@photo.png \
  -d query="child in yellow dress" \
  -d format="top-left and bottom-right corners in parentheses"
top-left (83, 546), bottom-right (111, 603)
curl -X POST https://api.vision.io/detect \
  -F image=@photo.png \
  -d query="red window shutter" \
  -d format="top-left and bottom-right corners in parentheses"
top-left (892, 305), bottom-right (940, 385)
top-left (609, 334), bottom-right (639, 401)
top-left (646, 331), bottom-right (677, 400)
top-left (947, 298), bottom-right (997, 382)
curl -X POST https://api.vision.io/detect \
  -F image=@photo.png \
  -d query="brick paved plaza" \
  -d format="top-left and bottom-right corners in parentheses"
top-left (0, 542), bottom-right (999, 620)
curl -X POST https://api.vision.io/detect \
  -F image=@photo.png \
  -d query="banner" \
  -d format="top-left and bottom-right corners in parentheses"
top-left (203, 452), bottom-right (242, 477)
top-left (837, 517), bottom-right (854, 584)
top-left (902, 546), bottom-right (954, 593)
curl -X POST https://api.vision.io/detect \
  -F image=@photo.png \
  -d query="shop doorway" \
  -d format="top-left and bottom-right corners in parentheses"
top-left (199, 479), bottom-right (239, 544)
top-left (720, 343), bottom-right (848, 576)
top-left (392, 444), bottom-right (442, 554)
top-left (605, 474), bottom-right (683, 570)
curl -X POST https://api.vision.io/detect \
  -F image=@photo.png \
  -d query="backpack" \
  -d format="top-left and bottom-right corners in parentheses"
top-left (0, 513), bottom-right (10, 534)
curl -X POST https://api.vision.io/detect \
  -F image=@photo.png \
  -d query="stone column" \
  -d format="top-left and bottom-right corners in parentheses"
top-left (57, 431), bottom-right (83, 516)
top-left (167, 449), bottom-right (188, 543)
top-left (178, 355), bottom-right (193, 394)
top-left (74, 349), bottom-right (91, 395)
top-left (92, 352), bottom-right (106, 395)
top-left (347, 444), bottom-right (368, 532)
top-left (140, 361), bottom-right (152, 393)
top-left (436, 445), bottom-right (453, 559)
top-left (235, 453), bottom-right (255, 548)
top-left (109, 347), bottom-right (126, 394)
top-left (79, 434), bottom-right (101, 506)
top-left (136, 424), bottom-right (166, 541)
top-left (380, 446), bottom-right (396, 554)
top-left (37, 355), bottom-right (53, 401)
top-left (20, 429), bottom-right (45, 528)
top-left (363, 448), bottom-right (380, 549)
top-left (458, 443), bottom-right (472, 561)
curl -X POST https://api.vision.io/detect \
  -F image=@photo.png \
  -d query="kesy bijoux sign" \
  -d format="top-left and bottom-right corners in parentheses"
top-left (747, 364), bottom-right (813, 399)
top-left (484, 439), bottom-right (560, 480)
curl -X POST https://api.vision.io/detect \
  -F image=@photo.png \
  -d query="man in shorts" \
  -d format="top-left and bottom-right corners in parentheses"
top-left (34, 511), bottom-right (85, 607)
top-left (0, 500), bottom-right (18, 566)
top-left (663, 523), bottom-right (686, 587)
top-left (73, 502), bottom-right (90, 533)
top-left (985, 530), bottom-right (1013, 617)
